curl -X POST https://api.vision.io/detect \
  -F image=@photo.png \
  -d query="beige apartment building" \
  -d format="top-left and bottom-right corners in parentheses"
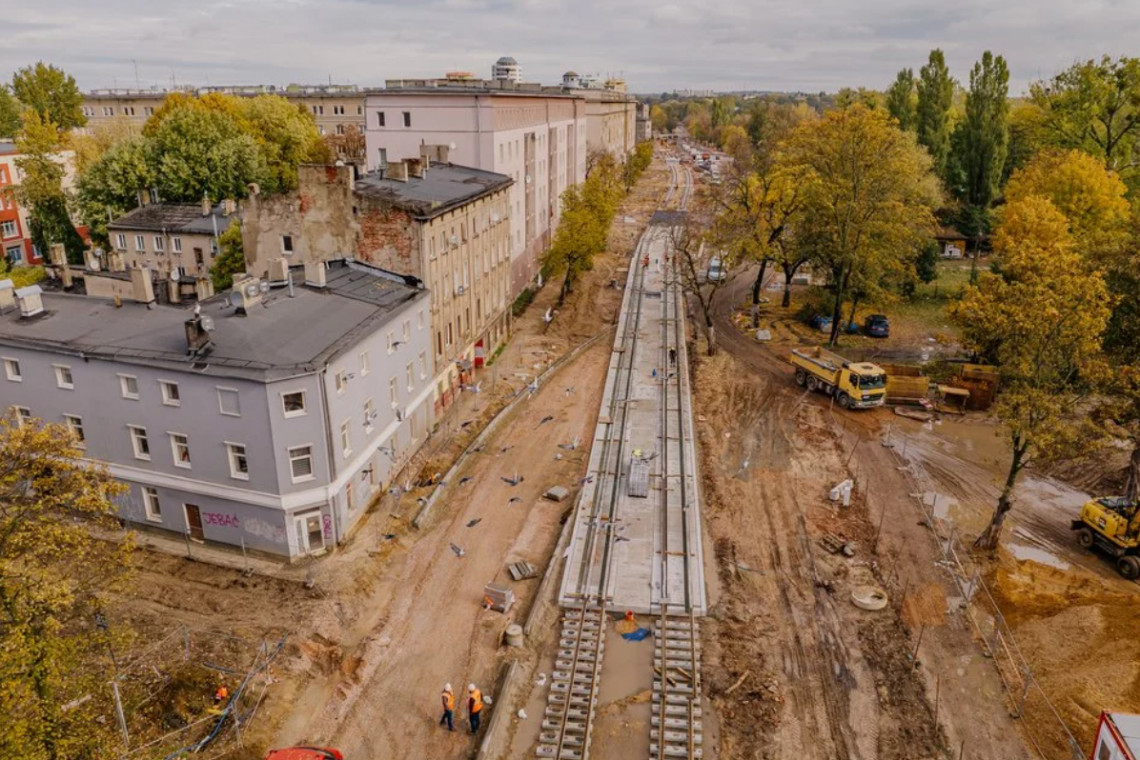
top-left (80, 85), bottom-right (366, 136)
top-left (242, 161), bottom-right (513, 415)
top-left (364, 80), bottom-right (588, 294)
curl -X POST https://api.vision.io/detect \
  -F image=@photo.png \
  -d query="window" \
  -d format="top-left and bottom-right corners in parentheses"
top-left (406, 362), bottom-right (414, 391)
top-left (282, 235), bottom-right (294, 255)
top-left (419, 351), bottom-right (428, 379)
top-left (377, 148), bottom-right (387, 168)
top-left (12, 406), bottom-right (31, 428)
top-left (63, 414), bottom-right (85, 446)
top-left (129, 425), bottom-right (150, 460)
top-left (386, 331), bottom-right (395, 353)
top-left (364, 398), bottom-right (375, 431)
top-left (115, 233), bottom-right (127, 249)
top-left (1, 220), bottom-right (16, 238)
top-left (119, 374), bottom-right (139, 399)
top-left (376, 111), bottom-right (385, 127)
top-left (54, 365), bottom-right (74, 389)
top-left (335, 370), bottom-right (347, 394)
top-left (336, 124), bottom-right (345, 135)
top-left (333, 105), bottom-right (344, 115)
top-left (289, 445), bottom-right (314, 481)
top-left (172, 237), bottom-right (182, 253)
top-left (135, 235), bottom-right (145, 251)
top-left (360, 351), bottom-right (370, 376)
top-left (340, 420), bottom-right (351, 457)
top-left (402, 319), bottom-right (410, 342)
top-left (169, 433), bottom-right (191, 467)
top-left (418, 309), bottom-right (425, 329)
top-left (144, 106), bottom-right (154, 116)
top-left (3, 358), bottom-right (20, 382)
top-left (212, 387), bottom-right (240, 416)
top-left (142, 487), bottom-right (162, 521)
top-left (389, 376), bottom-right (399, 407)
top-left (402, 111), bottom-right (411, 127)
top-left (159, 380), bottom-right (180, 406)
top-left (154, 235), bottom-right (165, 252)
top-left (227, 443), bottom-right (249, 480)
top-left (346, 481), bottom-right (355, 511)
top-left (282, 390), bottom-right (306, 417)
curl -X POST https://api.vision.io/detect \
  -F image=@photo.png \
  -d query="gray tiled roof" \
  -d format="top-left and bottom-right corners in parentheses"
top-left (108, 203), bottom-right (240, 236)
top-left (354, 163), bottom-right (511, 219)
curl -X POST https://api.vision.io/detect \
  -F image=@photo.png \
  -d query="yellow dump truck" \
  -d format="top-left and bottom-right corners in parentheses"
top-left (791, 347), bottom-right (887, 409)
top-left (1071, 496), bottom-right (1140, 579)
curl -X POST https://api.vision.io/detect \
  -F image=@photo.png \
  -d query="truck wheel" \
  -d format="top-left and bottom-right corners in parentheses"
top-left (807, 377), bottom-right (818, 392)
top-left (838, 393), bottom-right (851, 409)
top-left (795, 369), bottom-right (806, 387)
top-left (1075, 527), bottom-right (1095, 549)
top-left (1117, 555), bottom-right (1140, 580)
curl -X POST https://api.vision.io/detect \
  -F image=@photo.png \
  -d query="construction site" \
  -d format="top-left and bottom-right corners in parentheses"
top-left (95, 150), bottom-right (1140, 760)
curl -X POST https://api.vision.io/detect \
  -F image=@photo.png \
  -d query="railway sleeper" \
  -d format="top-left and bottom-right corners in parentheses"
top-left (651, 729), bottom-right (703, 745)
top-left (651, 693), bottom-right (698, 707)
top-left (554, 659), bottom-right (601, 674)
top-left (557, 649), bottom-right (599, 661)
top-left (534, 746), bottom-right (583, 760)
top-left (653, 682), bottom-right (695, 695)
top-left (541, 718), bottom-right (586, 733)
top-left (538, 732), bottom-right (585, 747)
top-left (651, 715), bottom-right (704, 730)
top-left (545, 706), bottom-right (590, 720)
top-left (649, 744), bottom-right (703, 758)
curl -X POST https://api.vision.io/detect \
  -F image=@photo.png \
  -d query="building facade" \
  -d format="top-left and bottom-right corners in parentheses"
top-left (364, 82), bottom-right (588, 293)
top-left (0, 141), bottom-right (80, 266)
top-left (80, 85), bottom-right (366, 137)
top-left (243, 162), bottom-right (513, 415)
top-left (492, 57), bottom-right (522, 83)
top-left (0, 260), bottom-right (432, 558)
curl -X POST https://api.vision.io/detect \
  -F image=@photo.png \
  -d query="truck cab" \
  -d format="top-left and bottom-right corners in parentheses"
top-left (791, 348), bottom-right (887, 409)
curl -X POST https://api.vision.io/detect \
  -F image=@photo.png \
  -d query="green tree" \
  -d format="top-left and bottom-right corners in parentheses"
top-left (76, 137), bottom-right (154, 246)
top-left (916, 49), bottom-right (956, 178)
top-left (886, 68), bottom-right (917, 131)
top-left (0, 86), bottom-right (20, 138)
top-left (9, 112), bottom-right (84, 264)
top-left (240, 95), bottom-right (326, 194)
top-left (210, 221), bottom-right (247, 290)
top-left (0, 418), bottom-right (134, 758)
top-left (778, 105), bottom-right (940, 346)
top-left (835, 87), bottom-right (884, 111)
top-left (10, 62), bottom-right (85, 131)
top-left (950, 196), bottom-right (1110, 549)
top-left (650, 105), bottom-right (668, 134)
top-left (147, 106), bottom-right (267, 203)
top-left (542, 185), bottom-right (607, 304)
top-left (1029, 56), bottom-right (1140, 180)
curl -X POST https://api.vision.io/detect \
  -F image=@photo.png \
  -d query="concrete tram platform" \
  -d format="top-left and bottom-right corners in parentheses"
top-left (557, 221), bottom-right (707, 616)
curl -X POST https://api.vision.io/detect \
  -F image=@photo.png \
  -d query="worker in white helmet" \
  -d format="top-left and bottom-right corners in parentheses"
top-left (439, 683), bottom-right (456, 731)
top-left (467, 683), bottom-right (484, 734)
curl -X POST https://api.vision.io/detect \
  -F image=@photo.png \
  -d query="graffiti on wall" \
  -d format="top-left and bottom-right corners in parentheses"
top-left (322, 513), bottom-right (333, 540)
top-left (202, 512), bottom-right (240, 529)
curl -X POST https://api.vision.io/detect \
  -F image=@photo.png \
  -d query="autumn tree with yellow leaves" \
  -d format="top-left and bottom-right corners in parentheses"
top-left (0, 419), bottom-right (135, 758)
top-left (951, 196), bottom-right (1112, 550)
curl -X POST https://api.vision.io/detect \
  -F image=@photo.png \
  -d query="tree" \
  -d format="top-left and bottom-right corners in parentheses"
top-left (68, 117), bottom-right (139, 177)
top-left (10, 62), bottom-right (85, 131)
top-left (778, 105), bottom-right (940, 346)
top-left (835, 87), bottom-right (885, 111)
top-left (0, 418), bottom-right (134, 758)
top-left (1004, 148), bottom-right (1130, 259)
top-left (950, 196), bottom-right (1111, 549)
top-left (210, 221), bottom-right (247, 290)
top-left (916, 50), bottom-right (956, 177)
top-left (886, 68), bottom-right (917, 131)
top-left (1003, 101), bottom-right (1048, 184)
top-left (324, 124), bottom-right (366, 164)
top-left (650, 105), bottom-right (668, 134)
top-left (1030, 56), bottom-right (1140, 180)
top-left (542, 185), bottom-right (607, 304)
top-left (240, 95), bottom-right (326, 194)
top-left (0, 86), bottom-right (19, 139)
top-left (10, 112), bottom-right (85, 265)
top-left (581, 153), bottom-right (623, 228)
top-left (672, 213), bottom-right (732, 355)
top-left (75, 137), bottom-right (153, 247)
top-left (147, 106), bottom-right (268, 203)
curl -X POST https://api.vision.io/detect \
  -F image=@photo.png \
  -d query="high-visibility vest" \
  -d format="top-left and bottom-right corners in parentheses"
top-left (469, 689), bottom-right (484, 713)
top-left (442, 690), bottom-right (455, 711)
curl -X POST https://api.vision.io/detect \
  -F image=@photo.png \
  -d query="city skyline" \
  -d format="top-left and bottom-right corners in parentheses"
top-left (3, 0), bottom-right (1139, 96)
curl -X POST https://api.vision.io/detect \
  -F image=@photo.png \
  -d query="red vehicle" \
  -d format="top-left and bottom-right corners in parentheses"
top-left (265, 748), bottom-right (343, 760)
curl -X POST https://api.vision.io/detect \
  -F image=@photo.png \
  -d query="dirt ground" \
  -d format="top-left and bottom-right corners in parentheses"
top-left (101, 158), bottom-right (674, 758)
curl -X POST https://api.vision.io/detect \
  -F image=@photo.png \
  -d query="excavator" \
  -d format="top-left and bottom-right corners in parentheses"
top-left (1072, 496), bottom-right (1140, 579)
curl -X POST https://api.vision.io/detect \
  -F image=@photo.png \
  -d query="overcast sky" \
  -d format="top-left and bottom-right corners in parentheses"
top-left (3, 0), bottom-right (1139, 95)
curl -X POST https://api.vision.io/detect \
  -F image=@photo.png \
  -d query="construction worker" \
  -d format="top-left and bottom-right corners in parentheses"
top-left (214, 685), bottom-right (229, 704)
top-left (439, 683), bottom-right (456, 731)
top-left (467, 683), bottom-right (484, 734)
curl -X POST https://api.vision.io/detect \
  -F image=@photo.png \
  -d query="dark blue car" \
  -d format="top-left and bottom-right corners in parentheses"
top-left (864, 314), bottom-right (890, 338)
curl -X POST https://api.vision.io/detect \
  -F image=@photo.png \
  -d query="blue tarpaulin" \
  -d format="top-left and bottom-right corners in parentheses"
top-left (621, 627), bottom-right (651, 641)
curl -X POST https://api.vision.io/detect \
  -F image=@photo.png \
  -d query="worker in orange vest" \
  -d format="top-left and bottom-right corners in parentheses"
top-left (439, 683), bottom-right (456, 731)
top-left (214, 685), bottom-right (229, 704)
top-left (467, 683), bottom-right (484, 734)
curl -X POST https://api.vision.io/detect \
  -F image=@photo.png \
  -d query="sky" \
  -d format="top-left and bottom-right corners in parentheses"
top-left (3, 0), bottom-right (1140, 95)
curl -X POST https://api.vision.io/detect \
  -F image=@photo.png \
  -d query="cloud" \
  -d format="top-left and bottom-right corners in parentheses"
top-left (1, 0), bottom-right (1138, 94)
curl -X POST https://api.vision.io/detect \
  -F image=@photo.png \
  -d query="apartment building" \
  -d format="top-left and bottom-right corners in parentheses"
top-left (364, 80), bottom-right (587, 293)
top-left (80, 85), bottom-right (366, 136)
top-left (0, 260), bottom-right (432, 558)
top-left (103, 198), bottom-right (239, 301)
top-left (0, 141), bottom-right (80, 265)
top-left (243, 161), bottom-right (512, 415)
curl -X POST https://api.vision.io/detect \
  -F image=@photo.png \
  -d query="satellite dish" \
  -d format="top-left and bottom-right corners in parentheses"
top-left (259, 281), bottom-right (270, 294)
top-left (229, 291), bottom-right (244, 308)
top-left (244, 283), bottom-right (259, 297)
top-left (170, 270), bottom-right (180, 282)
top-left (200, 315), bottom-right (215, 331)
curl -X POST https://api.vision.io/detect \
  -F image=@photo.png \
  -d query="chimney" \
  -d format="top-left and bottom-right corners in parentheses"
top-left (184, 314), bottom-right (213, 353)
top-left (0, 279), bottom-right (14, 312)
top-left (388, 160), bottom-right (409, 182)
top-left (267, 257), bottom-right (288, 283)
top-left (129, 266), bottom-right (156, 304)
top-left (304, 260), bottom-right (327, 288)
top-left (407, 157), bottom-right (424, 178)
top-left (223, 199), bottom-right (237, 217)
top-left (201, 196), bottom-right (211, 216)
top-left (139, 188), bottom-right (151, 207)
top-left (14, 285), bottom-right (44, 318)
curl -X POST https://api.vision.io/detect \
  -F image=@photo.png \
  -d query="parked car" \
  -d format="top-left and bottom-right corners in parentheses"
top-left (808, 314), bottom-right (832, 333)
top-left (864, 314), bottom-right (890, 338)
top-left (706, 257), bottom-right (726, 282)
